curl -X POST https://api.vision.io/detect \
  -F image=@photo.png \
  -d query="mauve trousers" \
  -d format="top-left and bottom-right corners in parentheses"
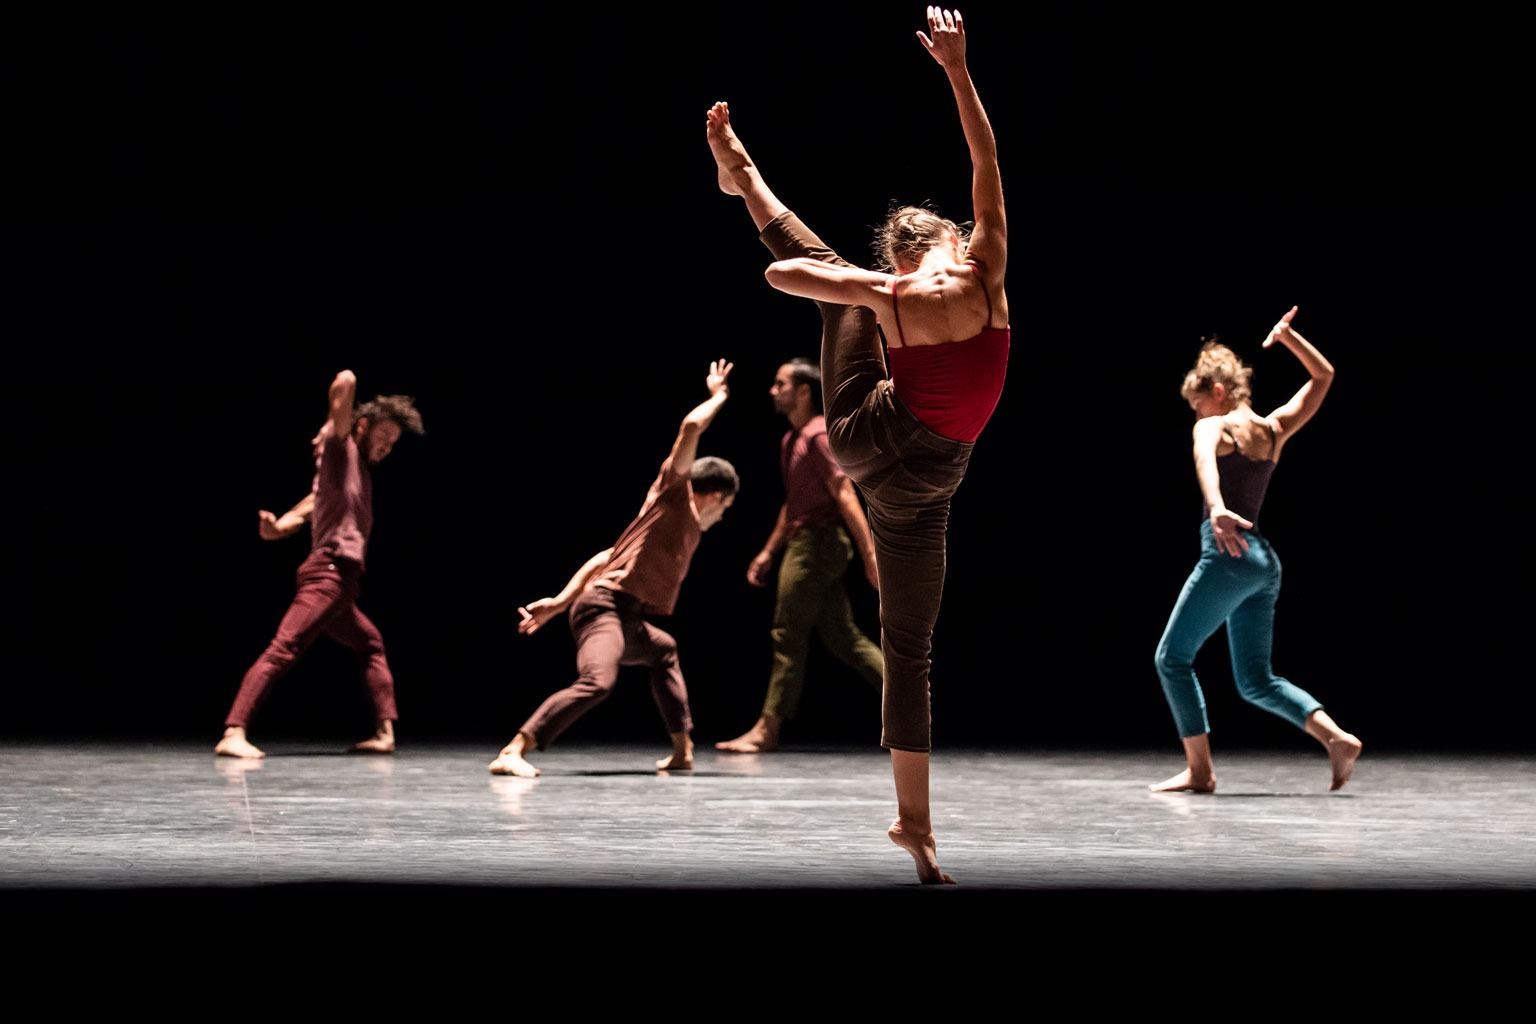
top-left (519, 586), bottom-right (692, 750)
top-left (761, 211), bottom-right (973, 753)
top-left (225, 551), bottom-right (398, 729)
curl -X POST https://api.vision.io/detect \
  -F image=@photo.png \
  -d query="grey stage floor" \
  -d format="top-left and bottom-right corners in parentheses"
top-left (2, 742), bottom-right (1532, 891)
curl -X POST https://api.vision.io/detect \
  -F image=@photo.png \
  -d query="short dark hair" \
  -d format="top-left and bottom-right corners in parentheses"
top-left (357, 394), bottom-right (425, 435)
top-left (785, 357), bottom-right (822, 413)
top-left (690, 456), bottom-right (739, 497)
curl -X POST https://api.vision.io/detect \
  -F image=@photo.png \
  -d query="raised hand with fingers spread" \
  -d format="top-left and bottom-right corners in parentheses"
top-left (917, 6), bottom-right (966, 67)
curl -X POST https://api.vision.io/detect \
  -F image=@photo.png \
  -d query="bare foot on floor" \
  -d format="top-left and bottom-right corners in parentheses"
top-left (706, 101), bottom-right (754, 196)
top-left (715, 720), bottom-right (778, 753)
top-left (351, 734), bottom-right (395, 754)
top-left (1148, 768), bottom-right (1216, 793)
top-left (488, 751), bottom-right (540, 777)
top-left (1327, 733), bottom-right (1363, 791)
top-left (656, 750), bottom-right (694, 772)
top-left (888, 818), bottom-right (956, 885)
top-left (215, 729), bottom-right (265, 759)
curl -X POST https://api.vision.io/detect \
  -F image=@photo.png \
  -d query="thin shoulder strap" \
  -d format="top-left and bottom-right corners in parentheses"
top-left (889, 276), bottom-right (907, 347)
top-left (969, 263), bottom-right (993, 326)
top-left (1266, 421), bottom-right (1278, 462)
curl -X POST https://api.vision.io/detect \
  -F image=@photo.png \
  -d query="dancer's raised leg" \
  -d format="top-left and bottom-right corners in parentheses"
top-left (706, 101), bottom-right (788, 231)
top-left (888, 749), bottom-right (955, 885)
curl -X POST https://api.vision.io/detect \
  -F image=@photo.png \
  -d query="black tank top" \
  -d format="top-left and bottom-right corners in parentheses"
top-left (1202, 423), bottom-right (1277, 527)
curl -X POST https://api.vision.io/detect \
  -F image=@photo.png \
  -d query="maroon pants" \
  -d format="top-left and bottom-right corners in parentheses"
top-left (761, 211), bottom-right (973, 753)
top-left (225, 551), bottom-right (398, 728)
top-left (519, 586), bottom-right (692, 750)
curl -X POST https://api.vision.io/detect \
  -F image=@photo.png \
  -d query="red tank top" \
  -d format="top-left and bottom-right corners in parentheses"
top-left (885, 264), bottom-right (1010, 443)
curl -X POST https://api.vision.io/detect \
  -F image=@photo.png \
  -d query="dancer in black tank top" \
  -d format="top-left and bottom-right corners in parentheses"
top-left (1150, 307), bottom-right (1364, 793)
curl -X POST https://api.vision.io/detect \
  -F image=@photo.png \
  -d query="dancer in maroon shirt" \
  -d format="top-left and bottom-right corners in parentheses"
top-left (716, 358), bottom-right (883, 753)
top-left (216, 370), bottom-right (424, 759)
top-left (707, 8), bottom-right (1008, 883)
top-left (489, 361), bottom-right (738, 777)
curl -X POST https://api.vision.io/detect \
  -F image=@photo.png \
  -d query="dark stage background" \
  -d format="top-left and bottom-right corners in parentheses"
top-left (3, 3), bottom-right (1525, 751)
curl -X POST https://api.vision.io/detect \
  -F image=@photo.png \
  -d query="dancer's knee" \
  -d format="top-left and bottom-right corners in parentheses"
top-left (1235, 671), bottom-right (1282, 708)
top-left (1153, 639), bottom-right (1191, 683)
top-left (262, 636), bottom-right (303, 670)
top-left (574, 668), bottom-right (620, 700)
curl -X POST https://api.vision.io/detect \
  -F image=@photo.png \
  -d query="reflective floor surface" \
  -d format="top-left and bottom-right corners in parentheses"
top-left (2, 742), bottom-right (1533, 891)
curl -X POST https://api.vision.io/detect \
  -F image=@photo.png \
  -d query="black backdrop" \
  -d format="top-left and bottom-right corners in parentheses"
top-left (3, 3), bottom-right (1525, 751)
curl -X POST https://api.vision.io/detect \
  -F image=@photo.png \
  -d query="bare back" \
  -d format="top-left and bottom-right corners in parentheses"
top-left (884, 261), bottom-right (1009, 348)
top-left (1212, 406), bottom-right (1285, 463)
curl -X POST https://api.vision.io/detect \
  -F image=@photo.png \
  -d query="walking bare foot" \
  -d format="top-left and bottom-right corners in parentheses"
top-left (215, 727), bottom-right (265, 759)
top-left (488, 751), bottom-right (540, 777)
top-left (887, 818), bottom-right (955, 885)
top-left (658, 733), bottom-right (694, 772)
top-left (351, 731), bottom-right (395, 754)
top-left (1148, 768), bottom-right (1217, 793)
top-left (714, 716), bottom-right (779, 753)
top-left (705, 101), bottom-right (754, 196)
top-left (1327, 733), bottom-right (1363, 791)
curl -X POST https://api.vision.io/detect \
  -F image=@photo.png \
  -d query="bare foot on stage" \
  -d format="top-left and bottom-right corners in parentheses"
top-left (715, 716), bottom-right (779, 753)
top-left (488, 750), bottom-right (541, 777)
top-left (888, 817), bottom-right (955, 885)
top-left (1326, 733), bottom-right (1363, 791)
top-left (1148, 768), bottom-right (1217, 793)
top-left (215, 727), bottom-right (265, 759)
top-left (351, 721), bottom-right (395, 754)
top-left (657, 734), bottom-right (694, 772)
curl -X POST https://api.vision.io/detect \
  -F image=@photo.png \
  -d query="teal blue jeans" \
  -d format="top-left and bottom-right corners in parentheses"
top-left (1154, 521), bottom-right (1322, 738)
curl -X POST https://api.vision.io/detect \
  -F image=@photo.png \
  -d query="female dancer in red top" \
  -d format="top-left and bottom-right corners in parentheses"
top-left (708, 7), bottom-right (1007, 884)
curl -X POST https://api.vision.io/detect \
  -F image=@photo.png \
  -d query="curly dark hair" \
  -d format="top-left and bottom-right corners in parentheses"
top-left (357, 394), bottom-right (425, 435)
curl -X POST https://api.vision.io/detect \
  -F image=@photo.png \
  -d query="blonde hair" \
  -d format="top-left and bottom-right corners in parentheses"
top-left (876, 205), bottom-right (971, 273)
top-left (1180, 337), bottom-right (1253, 405)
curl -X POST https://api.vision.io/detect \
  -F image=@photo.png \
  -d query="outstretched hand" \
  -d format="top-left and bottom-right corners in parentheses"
top-left (1210, 508), bottom-right (1254, 558)
top-left (257, 510), bottom-right (283, 540)
top-left (707, 359), bottom-right (734, 397)
top-left (917, 6), bottom-right (966, 68)
top-left (517, 599), bottom-right (562, 636)
top-left (1263, 306), bottom-right (1299, 349)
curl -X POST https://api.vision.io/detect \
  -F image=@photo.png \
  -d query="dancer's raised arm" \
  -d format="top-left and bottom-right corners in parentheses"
top-left (763, 259), bottom-right (895, 318)
top-left (1263, 307), bottom-right (1334, 443)
top-left (919, 7), bottom-right (1006, 277)
top-left (669, 359), bottom-right (733, 469)
top-left (326, 369), bottom-right (357, 439)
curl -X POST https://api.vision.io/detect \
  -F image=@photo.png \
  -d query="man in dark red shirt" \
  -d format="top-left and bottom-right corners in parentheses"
top-left (717, 359), bottom-right (882, 753)
top-left (490, 361), bottom-right (738, 777)
top-left (216, 370), bottom-right (423, 759)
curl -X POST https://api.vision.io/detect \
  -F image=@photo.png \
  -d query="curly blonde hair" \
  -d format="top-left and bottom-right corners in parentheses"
top-left (875, 205), bottom-right (971, 273)
top-left (1180, 338), bottom-right (1253, 405)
